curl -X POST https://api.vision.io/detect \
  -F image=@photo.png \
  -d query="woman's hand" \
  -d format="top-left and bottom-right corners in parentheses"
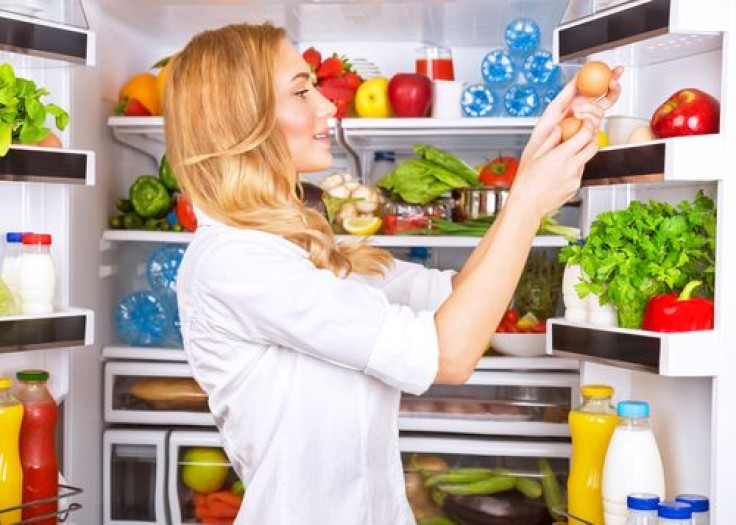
top-left (512, 67), bottom-right (624, 219)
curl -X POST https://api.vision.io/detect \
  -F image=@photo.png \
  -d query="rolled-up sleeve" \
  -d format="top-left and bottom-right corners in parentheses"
top-left (194, 234), bottom-right (439, 394)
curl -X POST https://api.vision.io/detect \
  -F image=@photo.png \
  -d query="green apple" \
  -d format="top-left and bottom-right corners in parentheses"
top-left (354, 77), bottom-right (391, 118)
top-left (180, 447), bottom-right (229, 494)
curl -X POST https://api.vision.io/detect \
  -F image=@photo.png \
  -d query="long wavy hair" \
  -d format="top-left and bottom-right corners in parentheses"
top-left (164, 23), bottom-right (392, 276)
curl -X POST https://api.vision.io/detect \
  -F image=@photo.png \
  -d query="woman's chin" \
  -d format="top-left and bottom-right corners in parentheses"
top-left (296, 150), bottom-right (334, 173)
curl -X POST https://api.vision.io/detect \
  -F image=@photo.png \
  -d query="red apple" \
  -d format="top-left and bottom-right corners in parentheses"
top-left (650, 88), bottom-right (720, 138)
top-left (388, 73), bottom-right (432, 118)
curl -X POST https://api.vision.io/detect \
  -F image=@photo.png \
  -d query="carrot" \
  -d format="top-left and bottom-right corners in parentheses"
top-left (194, 504), bottom-right (217, 520)
top-left (207, 500), bottom-right (239, 519)
top-left (193, 493), bottom-right (208, 507)
top-left (201, 518), bottom-right (233, 524)
top-left (207, 490), bottom-right (243, 508)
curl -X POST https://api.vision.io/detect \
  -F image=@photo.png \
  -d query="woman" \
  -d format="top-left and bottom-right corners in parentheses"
top-left (166, 23), bottom-right (622, 525)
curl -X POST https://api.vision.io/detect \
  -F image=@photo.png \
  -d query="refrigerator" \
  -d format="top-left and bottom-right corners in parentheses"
top-left (0, 0), bottom-right (733, 522)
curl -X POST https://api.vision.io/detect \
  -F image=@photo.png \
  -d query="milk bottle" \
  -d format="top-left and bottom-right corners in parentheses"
top-left (18, 234), bottom-right (55, 315)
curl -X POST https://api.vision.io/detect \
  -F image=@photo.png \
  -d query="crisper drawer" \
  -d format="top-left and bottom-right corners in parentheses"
top-left (168, 430), bottom-right (244, 525)
top-left (103, 429), bottom-right (168, 525)
top-left (399, 435), bottom-right (570, 525)
top-left (399, 370), bottom-right (578, 437)
top-left (104, 361), bottom-right (214, 426)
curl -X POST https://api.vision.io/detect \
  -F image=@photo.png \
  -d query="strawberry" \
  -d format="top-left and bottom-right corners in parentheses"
top-left (320, 76), bottom-right (352, 91)
top-left (317, 55), bottom-right (346, 81)
top-left (116, 96), bottom-right (152, 117)
top-left (317, 85), bottom-right (354, 119)
top-left (343, 72), bottom-right (363, 91)
top-left (302, 47), bottom-right (321, 71)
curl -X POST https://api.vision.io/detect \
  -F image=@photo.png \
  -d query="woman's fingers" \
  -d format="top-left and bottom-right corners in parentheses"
top-left (559, 119), bottom-right (596, 157)
top-left (596, 65), bottom-right (625, 110)
top-left (522, 79), bottom-right (577, 163)
top-left (531, 125), bottom-right (563, 161)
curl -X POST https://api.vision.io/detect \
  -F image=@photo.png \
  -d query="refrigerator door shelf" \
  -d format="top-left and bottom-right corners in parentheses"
top-left (168, 430), bottom-right (241, 525)
top-left (0, 307), bottom-right (93, 355)
top-left (547, 317), bottom-right (720, 376)
top-left (0, 146), bottom-right (94, 186)
top-left (103, 429), bottom-right (168, 525)
top-left (554, 0), bottom-right (725, 65)
top-left (104, 361), bottom-right (214, 426)
top-left (103, 345), bottom-right (187, 363)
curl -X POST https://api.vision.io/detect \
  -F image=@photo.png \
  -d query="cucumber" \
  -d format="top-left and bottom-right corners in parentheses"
top-left (438, 475), bottom-right (516, 495)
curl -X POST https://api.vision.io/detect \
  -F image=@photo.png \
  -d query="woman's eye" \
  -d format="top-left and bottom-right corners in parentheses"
top-left (295, 89), bottom-right (310, 99)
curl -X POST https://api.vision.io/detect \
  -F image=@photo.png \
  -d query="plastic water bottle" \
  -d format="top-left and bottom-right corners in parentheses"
top-left (542, 84), bottom-right (563, 111)
top-left (675, 495), bottom-right (709, 525)
top-left (146, 244), bottom-right (186, 296)
top-left (523, 50), bottom-right (561, 88)
top-left (625, 493), bottom-right (659, 525)
top-left (115, 290), bottom-right (175, 347)
top-left (1, 232), bottom-right (23, 303)
top-left (461, 84), bottom-right (498, 117)
top-left (658, 501), bottom-right (692, 524)
top-left (503, 85), bottom-right (540, 117)
top-left (480, 49), bottom-right (515, 89)
top-left (504, 18), bottom-right (541, 64)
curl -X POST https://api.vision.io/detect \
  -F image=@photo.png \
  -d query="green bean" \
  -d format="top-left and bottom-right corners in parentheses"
top-left (539, 459), bottom-right (565, 520)
top-left (437, 475), bottom-right (516, 495)
top-left (424, 468), bottom-right (499, 487)
top-left (515, 477), bottom-right (543, 498)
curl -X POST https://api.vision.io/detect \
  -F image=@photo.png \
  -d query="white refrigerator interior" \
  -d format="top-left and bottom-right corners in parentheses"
top-left (0, 0), bottom-right (733, 523)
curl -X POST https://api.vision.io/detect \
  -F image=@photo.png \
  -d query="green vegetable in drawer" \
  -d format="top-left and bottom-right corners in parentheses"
top-left (514, 477), bottom-right (543, 499)
top-left (539, 458), bottom-right (565, 521)
top-left (438, 475), bottom-right (516, 495)
top-left (424, 468), bottom-right (499, 488)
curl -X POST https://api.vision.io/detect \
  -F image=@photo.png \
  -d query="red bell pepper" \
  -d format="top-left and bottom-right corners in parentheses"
top-left (642, 280), bottom-right (714, 333)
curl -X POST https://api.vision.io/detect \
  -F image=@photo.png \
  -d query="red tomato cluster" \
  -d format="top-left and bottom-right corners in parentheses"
top-left (496, 310), bottom-right (547, 334)
top-left (382, 213), bottom-right (428, 235)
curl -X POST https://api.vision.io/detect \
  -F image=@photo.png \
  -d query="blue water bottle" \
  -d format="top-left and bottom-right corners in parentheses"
top-left (480, 49), bottom-right (516, 89)
top-left (461, 84), bottom-right (498, 117)
top-left (146, 244), bottom-right (186, 296)
top-left (115, 290), bottom-right (176, 347)
top-left (504, 85), bottom-right (541, 117)
top-left (504, 18), bottom-right (541, 65)
top-left (523, 50), bottom-right (561, 88)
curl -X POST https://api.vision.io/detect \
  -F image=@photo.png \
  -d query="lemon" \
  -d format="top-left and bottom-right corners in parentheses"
top-left (343, 217), bottom-right (382, 235)
top-left (180, 447), bottom-right (229, 494)
top-left (517, 312), bottom-right (540, 330)
top-left (596, 129), bottom-right (609, 148)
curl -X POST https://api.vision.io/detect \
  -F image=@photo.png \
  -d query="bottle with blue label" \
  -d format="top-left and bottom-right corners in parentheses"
top-left (408, 247), bottom-right (431, 268)
top-left (503, 85), bottom-right (541, 117)
top-left (625, 493), bottom-right (659, 525)
top-left (115, 290), bottom-right (176, 347)
top-left (658, 501), bottom-right (693, 525)
top-left (675, 495), bottom-right (709, 525)
top-left (461, 84), bottom-right (498, 117)
top-left (146, 243), bottom-right (186, 296)
top-left (480, 49), bottom-right (516, 89)
top-left (504, 18), bottom-right (541, 65)
top-left (523, 50), bottom-right (561, 88)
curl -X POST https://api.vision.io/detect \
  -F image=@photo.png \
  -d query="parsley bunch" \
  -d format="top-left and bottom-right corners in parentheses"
top-left (560, 191), bottom-right (716, 328)
top-left (0, 63), bottom-right (69, 156)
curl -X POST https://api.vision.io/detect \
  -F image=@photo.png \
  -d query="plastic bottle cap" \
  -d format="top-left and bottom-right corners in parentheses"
top-left (617, 400), bottom-right (650, 418)
top-left (16, 369), bottom-right (49, 382)
top-left (6, 232), bottom-right (23, 243)
top-left (675, 494), bottom-right (709, 512)
top-left (22, 233), bottom-right (52, 245)
top-left (0, 377), bottom-right (11, 389)
top-left (580, 384), bottom-right (613, 399)
top-left (659, 501), bottom-right (692, 519)
top-left (628, 493), bottom-right (660, 511)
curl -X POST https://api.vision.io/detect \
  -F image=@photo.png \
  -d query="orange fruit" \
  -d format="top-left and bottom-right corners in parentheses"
top-left (156, 64), bottom-right (168, 107)
top-left (119, 73), bottom-right (160, 115)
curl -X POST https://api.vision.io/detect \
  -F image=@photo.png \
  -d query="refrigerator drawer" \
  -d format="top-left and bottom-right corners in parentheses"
top-left (399, 371), bottom-right (577, 437)
top-left (103, 429), bottom-right (168, 525)
top-left (399, 435), bottom-right (569, 524)
top-left (168, 430), bottom-right (243, 525)
top-left (104, 361), bottom-right (214, 426)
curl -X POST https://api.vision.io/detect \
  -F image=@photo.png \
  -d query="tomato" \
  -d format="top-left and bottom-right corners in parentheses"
top-left (176, 193), bottom-right (198, 232)
top-left (479, 155), bottom-right (519, 188)
top-left (532, 320), bottom-right (547, 333)
top-left (382, 214), bottom-right (398, 235)
top-left (502, 309), bottom-right (519, 324)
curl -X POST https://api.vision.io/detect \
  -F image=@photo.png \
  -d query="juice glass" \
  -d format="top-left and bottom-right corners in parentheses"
top-left (415, 46), bottom-right (455, 81)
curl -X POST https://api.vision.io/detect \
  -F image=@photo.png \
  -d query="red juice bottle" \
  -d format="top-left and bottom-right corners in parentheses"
top-left (16, 370), bottom-right (58, 524)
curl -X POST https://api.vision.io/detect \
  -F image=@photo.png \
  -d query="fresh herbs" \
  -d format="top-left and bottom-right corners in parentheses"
top-left (0, 63), bottom-right (69, 156)
top-left (377, 144), bottom-right (480, 205)
top-left (516, 252), bottom-right (565, 320)
top-left (559, 191), bottom-right (717, 329)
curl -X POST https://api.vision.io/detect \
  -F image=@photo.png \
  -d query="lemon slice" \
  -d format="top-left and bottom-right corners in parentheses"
top-left (343, 217), bottom-right (382, 235)
top-left (517, 312), bottom-right (540, 330)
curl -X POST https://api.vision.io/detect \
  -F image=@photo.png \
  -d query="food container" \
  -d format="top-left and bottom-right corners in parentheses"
top-left (603, 116), bottom-right (650, 146)
top-left (453, 187), bottom-right (508, 221)
top-left (382, 202), bottom-right (428, 235)
top-left (491, 333), bottom-right (547, 357)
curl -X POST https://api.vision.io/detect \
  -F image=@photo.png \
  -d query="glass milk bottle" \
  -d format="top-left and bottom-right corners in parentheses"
top-left (19, 234), bottom-right (56, 315)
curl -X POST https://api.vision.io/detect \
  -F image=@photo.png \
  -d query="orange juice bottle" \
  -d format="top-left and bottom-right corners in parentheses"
top-left (568, 384), bottom-right (618, 525)
top-left (0, 377), bottom-right (23, 525)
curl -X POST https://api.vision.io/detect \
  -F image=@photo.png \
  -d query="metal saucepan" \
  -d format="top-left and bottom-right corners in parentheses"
top-left (453, 187), bottom-right (509, 221)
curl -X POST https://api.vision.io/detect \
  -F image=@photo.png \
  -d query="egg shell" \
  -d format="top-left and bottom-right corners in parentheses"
top-left (560, 117), bottom-right (583, 142)
top-left (576, 61), bottom-right (612, 98)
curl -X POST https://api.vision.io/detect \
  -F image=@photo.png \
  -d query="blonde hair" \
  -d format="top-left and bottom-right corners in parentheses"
top-left (164, 23), bottom-right (392, 276)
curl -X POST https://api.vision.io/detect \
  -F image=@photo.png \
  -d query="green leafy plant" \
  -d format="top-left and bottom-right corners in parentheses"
top-left (559, 191), bottom-right (716, 328)
top-left (0, 63), bottom-right (69, 156)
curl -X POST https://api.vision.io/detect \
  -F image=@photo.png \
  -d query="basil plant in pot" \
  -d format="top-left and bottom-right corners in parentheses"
top-left (0, 62), bottom-right (70, 156)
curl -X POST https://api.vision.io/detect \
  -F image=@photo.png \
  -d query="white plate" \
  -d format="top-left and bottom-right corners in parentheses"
top-left (492, 333), bottom-right (546, 357)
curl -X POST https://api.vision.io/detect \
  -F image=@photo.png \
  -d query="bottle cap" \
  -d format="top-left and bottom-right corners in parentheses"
top-left (22, 233), bottom-right (52, 245)
top-left (409, 247), bottom-right (429, 258)
top-left (627, 493), bottom-right (660, 511)
top-left (617, 400), bottom-right (650, 418)
top-left (675, 494), bottom-right (709, 512)
top-left (17, 369), bottom-right (49, 382)
top-left (374, 151), bottom-right (395, 162)
top-left (658, 501), bottom-right (692, 519)
top-left (0, 377), bottom-right (11, 389)
top-left (580, 384), bottom-right (613, 399)
top-left (6, 232), bottom-right (23, 243)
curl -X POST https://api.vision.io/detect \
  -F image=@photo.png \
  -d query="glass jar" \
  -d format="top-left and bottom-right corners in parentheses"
top-left (382, 203), bottom-right (428, 235)
top-left (415, 45), bottom-right (455, 81)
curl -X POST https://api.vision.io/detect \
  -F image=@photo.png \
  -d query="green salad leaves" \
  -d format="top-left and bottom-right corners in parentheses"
top-left (560, 191), bottom-right (716, 329)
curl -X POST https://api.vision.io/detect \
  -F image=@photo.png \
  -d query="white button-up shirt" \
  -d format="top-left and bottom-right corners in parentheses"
top-left (176, 212), bottom-right (454, 525)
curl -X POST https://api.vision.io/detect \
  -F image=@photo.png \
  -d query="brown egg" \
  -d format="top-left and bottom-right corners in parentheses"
top-left (560, 117), bottom-right (583, 142)
top-left (576, 61), bottom-right (612, 98)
